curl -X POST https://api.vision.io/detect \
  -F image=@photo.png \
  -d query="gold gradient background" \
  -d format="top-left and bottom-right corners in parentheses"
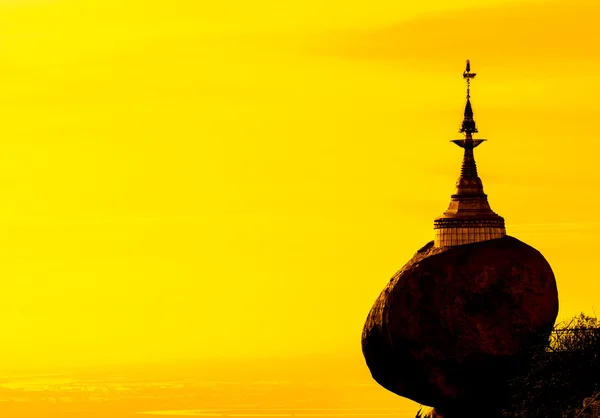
top-left (0, 0), bottom-right (597, 416)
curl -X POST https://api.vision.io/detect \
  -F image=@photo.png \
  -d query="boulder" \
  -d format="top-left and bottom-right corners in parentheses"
top-left (362, 236), bottom-right (559, 414)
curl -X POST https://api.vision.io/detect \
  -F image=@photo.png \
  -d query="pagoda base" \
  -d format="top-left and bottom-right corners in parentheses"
top-left (434, 218), bottom-right (506, 247)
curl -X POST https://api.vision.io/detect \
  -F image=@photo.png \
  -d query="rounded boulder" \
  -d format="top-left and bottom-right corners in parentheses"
top-left (362, 235), bottom-right (559, 413)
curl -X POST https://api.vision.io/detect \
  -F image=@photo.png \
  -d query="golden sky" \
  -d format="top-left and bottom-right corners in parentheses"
top-left (0, 0), bottom-right (598, 369)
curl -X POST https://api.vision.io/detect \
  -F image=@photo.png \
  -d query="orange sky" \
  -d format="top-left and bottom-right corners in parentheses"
top-left (0, 0), bottom-right (597, 370)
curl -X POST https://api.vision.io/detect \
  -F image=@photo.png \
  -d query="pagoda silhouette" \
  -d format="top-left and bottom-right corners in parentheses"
top-left (433, 60), bottom-right (506, 247)
top-left (362, 60), bottom-right (559, 418)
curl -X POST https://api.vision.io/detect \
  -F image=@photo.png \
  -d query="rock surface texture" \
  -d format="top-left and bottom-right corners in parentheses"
top-left (362, 236), bottom-right (559, 416)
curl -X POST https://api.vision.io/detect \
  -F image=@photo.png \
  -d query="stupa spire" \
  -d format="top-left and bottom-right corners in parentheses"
top-left (451, 61), bottom-right (486, 185)
top-left (460, 60), bottom-right (478, 135)
top-left (433, 60), bottom-right (506, 247)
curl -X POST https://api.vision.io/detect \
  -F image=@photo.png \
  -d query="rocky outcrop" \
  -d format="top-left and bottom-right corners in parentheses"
top-left (362, 236), bottom-right (559, 415)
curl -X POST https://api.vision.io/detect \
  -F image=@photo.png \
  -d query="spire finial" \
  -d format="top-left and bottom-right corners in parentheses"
top-left (463, 59), bottom-right (476, 99)
top-left (459, 59), bottom-right (478, 136)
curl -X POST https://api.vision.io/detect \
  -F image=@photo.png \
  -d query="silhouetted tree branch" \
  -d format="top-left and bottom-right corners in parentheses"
top-left (503, 313), bottom-right (600, 418)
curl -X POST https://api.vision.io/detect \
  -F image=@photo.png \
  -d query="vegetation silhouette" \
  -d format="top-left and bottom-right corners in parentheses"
top-left (503, 313), bottom-right (600, 418)
top-left (416, 313), bottom-right (600, 418)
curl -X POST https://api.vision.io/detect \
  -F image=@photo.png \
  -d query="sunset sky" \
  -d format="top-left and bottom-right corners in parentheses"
top-left (0, 0), bottom-right (598, 373)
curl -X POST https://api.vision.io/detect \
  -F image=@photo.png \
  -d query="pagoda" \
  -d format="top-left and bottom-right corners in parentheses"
top-left (362, 60), bottom-right (559, 418)
top-left (433, 60), bottom-right (506, 247)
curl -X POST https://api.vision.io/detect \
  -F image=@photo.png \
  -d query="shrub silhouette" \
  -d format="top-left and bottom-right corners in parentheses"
top-left (503, 313), bottom-right (600, 418)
